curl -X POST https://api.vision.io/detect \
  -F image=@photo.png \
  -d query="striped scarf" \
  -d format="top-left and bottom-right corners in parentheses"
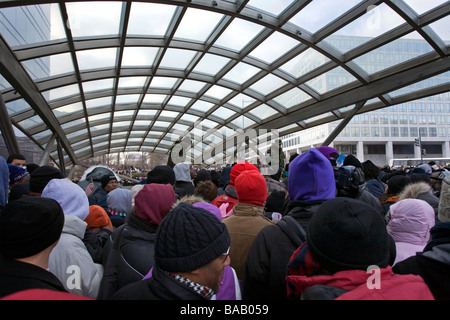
top-left (171, 273), bottom-right (214, 299)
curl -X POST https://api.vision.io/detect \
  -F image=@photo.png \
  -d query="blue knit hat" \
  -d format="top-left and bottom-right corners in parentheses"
top-left (8, 163), bottom-right (29, 185)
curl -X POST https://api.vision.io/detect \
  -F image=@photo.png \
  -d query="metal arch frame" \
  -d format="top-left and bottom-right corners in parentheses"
top-left (0, 0), bottom-right (449, 167)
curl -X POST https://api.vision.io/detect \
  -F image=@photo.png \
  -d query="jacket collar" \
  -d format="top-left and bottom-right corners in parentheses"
top-left (232, 203), bottom-right (264, 216)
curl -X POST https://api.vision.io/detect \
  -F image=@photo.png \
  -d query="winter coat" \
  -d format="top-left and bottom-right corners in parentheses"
top-left (0, 258), bottom-right (67, 298)
top-left (211, 185), bottom-right (238, 215)
top-left (48, 214), bottom-right (104, 299)
top-left (365, 178), bottom-right (385, 199)
top-left (387, 199), bottom-right (435, 265)
top-left (398, 181), bottom-right (440, 223)
top-left (111, 264), bottom-right (210, 300)
top-left (93, 187), bottom-right (108, 212)
top-left (242, 200), bottom-right (322, 300)
top-left (286, 266), bottom-right (434, 300)
top-left (222, 203), bottom-right (274, 280)
top-left (393, 222), bottom-right (450, 300)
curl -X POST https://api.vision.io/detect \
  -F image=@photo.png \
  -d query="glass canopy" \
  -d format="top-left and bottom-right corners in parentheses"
top-left (0, 0), bottom-right (449, 167)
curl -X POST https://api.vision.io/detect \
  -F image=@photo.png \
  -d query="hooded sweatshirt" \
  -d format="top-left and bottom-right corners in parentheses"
top-left (173, 162), bottom-right (195, 196)
top-left (42, 179), bottom-right (103, 299)
top-left (387, 199), bottom-right (435, 265)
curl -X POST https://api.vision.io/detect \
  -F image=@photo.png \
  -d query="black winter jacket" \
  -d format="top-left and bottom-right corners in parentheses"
top-left (242, 200), bottom-right (323, 300)
top-left (98, 216), bottom-right (158, 300)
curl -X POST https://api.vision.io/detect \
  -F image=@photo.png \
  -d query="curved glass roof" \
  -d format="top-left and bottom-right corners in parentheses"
top-left (0, 0), bottom-right (449, 167)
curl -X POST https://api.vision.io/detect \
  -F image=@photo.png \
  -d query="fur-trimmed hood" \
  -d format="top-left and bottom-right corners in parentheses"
top-left (398, 181), bottom-right (433, 200)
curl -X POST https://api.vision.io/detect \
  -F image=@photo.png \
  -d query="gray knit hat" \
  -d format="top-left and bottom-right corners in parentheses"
top-left (155, 202), bottom-right (230, 272)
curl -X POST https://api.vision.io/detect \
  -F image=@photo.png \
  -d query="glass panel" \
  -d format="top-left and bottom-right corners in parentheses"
top-left (173, 8), bottom-right (223, 42)
top-left (143, 94), bottom-right (167, 103)
top-left (21, 56), bottom-right (51, 80)
top-left (66, 1), bottom-right (122, 38)
top-left (88, 113), bottom-right (110, 122)
top-left (133, 120), bottom-right (152, 127)
top-left (214, 18), bottom-right (264, 52)
top-left (223, 62), bottom-right (260, 84)
top-left (249, 32), bottom-right (298, 64)
top-left (249, 74), bottom-right (288, 95)
top-left (159, 48), bottom-right (196, 69)
top-left (306, 66), bottom-right (357, 94)
top-left (53, 102), bottom-right (83, 115)
top-left (289, 0), bottom-right (361, 33)
top-left (43, 84), bottom-right (80, 102)
top-left (114, 110), bottom-right (134, 119)
top-left (403, 0), bottom-right (448, 15)
top-left (67, 128), bottom-right (88, 140)
top-left (82, 78), bottom-right (114, 93)
top-left (227, 93), bottom-right (256, 109)
top-left (246, 0), bottom-right (294, 16)
top-left (122, 47), bottom-right (158, 67)
top-left (204, 85), bottom-right (233, 100)
top-left (210, 107), bottom-right (235, 120)
top-left (160, 110), bottom-right (179, 118)
top-left (0, 74), bottom-right (12, 92)
top-left (85, 96), bottom-right (112, 109)
top-left (127, 2), bottom-right (176, 36)
top-left (273, 87), bottom-right (311, 109)
top-left (6, 99), bottom-right (32, 115)
top-left (0, 4), bottom-right (65, 47)
top-left (352, 32), bottom-right (433, 74)
top-left (230, 116), bottom-right (255, 129)
top-left (167, 96), bottom-right (192, 107)
top-left (279, 48), bottom-right (330, 78)
top-left (17, 115), bottom-right (42, 130)
top-left (192, 54), bottom-right (230, 75)
top-left (178, 79), bottom-right (206, 93)
top-left (179, 113), bottom-right (200, 123)
top-left (149, 77), bottom-right (178, 88)
top-left (118, 76), bottom-right (147, 89)
top-left (113, 121), bottom-right (131, 128)
top-left (189, 100), bottom-right (215, 112)
top-left (429, 16), bottom-right (450, 45)
top-left (76, 48), bottom-right (117, 71)
top-left (115, 94), bottom-right (140, 104)
top-left (61, 118), bottom-right (86, 130)
top-left (323, 3), bottom-right (405, 52)
top-left (249, 104), bottom-right (278, 120)
top-left (136, 109), bottom-right (157, 118)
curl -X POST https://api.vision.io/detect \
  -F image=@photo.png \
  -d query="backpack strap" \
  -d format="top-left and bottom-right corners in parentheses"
top-left (276, 215), bottom-right (306, 247)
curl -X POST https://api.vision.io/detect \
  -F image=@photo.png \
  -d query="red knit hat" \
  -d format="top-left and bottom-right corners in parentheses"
top-left (235, 170), bottom-right (268, 207)
top-left (229, 161), bottom-right (259, 186)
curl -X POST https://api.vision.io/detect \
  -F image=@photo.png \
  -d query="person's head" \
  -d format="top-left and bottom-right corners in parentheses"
top-left (7, 154), bottom-right (26, 168)
top-left (101, 174), bottom-right (118, 192)
top-left (343, 154), bottom-right (362, 168)
top-left (29, 165), bottom-right (64, 195)
top-left (154, 202), bottom-right (231, 293)
top-left (194, 180), bottom-right (218, 202)
top-left (41, 178), bottom-right (89, 220)
top-left (7, 163), bottom-right (30, 186)
top-left (315, 146), bottom-right (339, 166)
top-left (193, 169), bottom-right (212, 187)
top-left (147, 165), bottom-right (176, 185)
top-left (235, 170), bottom-right (267, 207)
top-left (134, 184), bottom-right (176, 226)
top-left (229, 161), bottom-right (259, 187)
top-left (387, 199), bottom-right (435, 246)
top-left (361, 160), bottom-right (381, 180)
top-left (107, 188), bottom-right (132, 215)
top-left (288, 148), bottom-right (336, 202)
top-left (387, 175), bottom-right (411, 196)
top-left (0, 196), bottom-right (64, 262)
top-left (85, 205), bottom-right (113, 230)
top-left (173, 162), bottom-right (193, 183)
top-left (307, 197), bottom-right (396, 274)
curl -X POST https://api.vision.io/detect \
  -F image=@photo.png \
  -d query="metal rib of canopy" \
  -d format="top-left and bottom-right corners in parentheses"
top-left (0, 0), bottom-right (449, 167)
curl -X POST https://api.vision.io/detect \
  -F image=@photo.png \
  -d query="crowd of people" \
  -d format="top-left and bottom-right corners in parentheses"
top-left (0, 148), bottom-right (449, 301)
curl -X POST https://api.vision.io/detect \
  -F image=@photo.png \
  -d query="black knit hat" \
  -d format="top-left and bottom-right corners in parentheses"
top-left (29, 165), bottom-right (64, 193)
top-left (387, 175), bottom-right (410, 195)
top-left (155, 202), bottom-right (230, 272)
top-left (307, 197), bottom-right (396, 273)
top-left (0, 196), bottom-right (64, 259)
top-left (147, 165), bottom-right (176, 185)
top-left (101, 174), bottom-right (117, 189)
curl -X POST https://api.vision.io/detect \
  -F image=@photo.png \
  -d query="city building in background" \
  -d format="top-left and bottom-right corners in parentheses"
top-left (282, 35), bottom-right (450, 167)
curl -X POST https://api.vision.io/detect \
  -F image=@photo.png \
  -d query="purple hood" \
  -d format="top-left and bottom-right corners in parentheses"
top-left (288, 148), bottom-right (336, 201)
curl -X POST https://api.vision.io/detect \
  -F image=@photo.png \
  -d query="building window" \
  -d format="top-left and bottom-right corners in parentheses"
top-left (409, 115), bottom-right (417, 124)
top-left (361, 127), bottom-right (370, 137)
top-left (428, 115), bottom-right (436, 125)
top-left (410, 127), bottom-right (418, 137)
top-left (429, 127), bottom-right (437, 137)
top-left (418, 103), bottom-right (426, 112)
top-left (418, 115), bottom-right (427, 124)
top-left (419, 127), bottom-right (427, 137)
top-left (408, 103), bottom-right (416, 112)
top-left (427, 103), bottom-right (435, 113)
top-left (399, 115), bottom-right (408, 124)
top-left (370, 114), bottom-right (379, 124)
top-left (381, 127), bottom-right (389, 137)
top-left (360, 114), bottom-right (369, 124)
top-left (400, 127), bottom-right (409, 137)
top-left (371, 127), bottom-right (380, 137)
top-left (380, 114), bottom-right (388, 124)
top-left (437, 115), bottom-right (445, 125)
top-left (391, 127), bottom-right (399, 137)
top-left (436, 103), bottom-right (444, 113)
top-left (438, 127), bottom-right (446, 137)
top-left (351, 127), bottom-right (360, 137)
top-left (390, 114), bottom-right (398, 124)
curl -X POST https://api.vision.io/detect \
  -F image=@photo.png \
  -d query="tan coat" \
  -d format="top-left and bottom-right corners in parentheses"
top-left (223, 203), bottom-right (274, 280)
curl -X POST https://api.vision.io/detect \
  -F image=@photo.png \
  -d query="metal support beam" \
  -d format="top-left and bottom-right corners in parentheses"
top-left (56, 137), bottom-right (66, 177)
top-left (321, 101), bottom-right (366, 147)
top-left (0, 92), bottom-right (20, 155)
top-left (39, 133), bottom-right (56, 166)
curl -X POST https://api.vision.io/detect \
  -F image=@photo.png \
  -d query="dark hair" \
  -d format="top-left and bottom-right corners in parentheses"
top-left (361, 160), bottom-right (381, 180)
top-left (6, 153), bottom-right (25, 164)
top-left (194, 180), bottom-right (218, 202)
